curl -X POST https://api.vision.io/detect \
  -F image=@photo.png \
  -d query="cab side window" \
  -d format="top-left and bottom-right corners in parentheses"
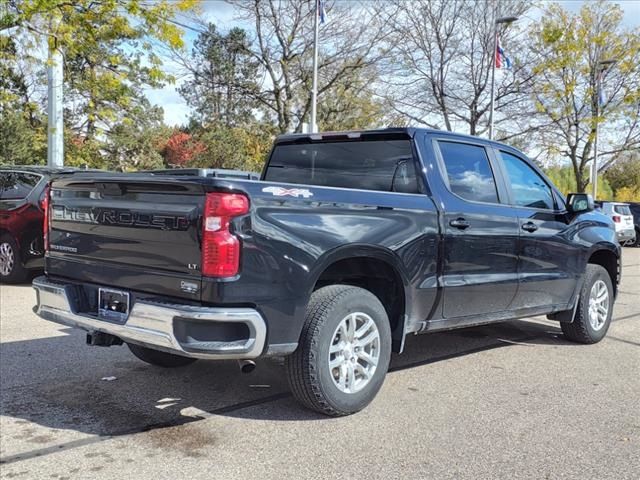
top-left (438, 141), bottom-right (499, 204)
top-left (499, 151), bottom-right (555, 210)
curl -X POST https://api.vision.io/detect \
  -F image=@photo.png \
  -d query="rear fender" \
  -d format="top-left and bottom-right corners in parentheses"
top-left (307, 244), bottom-right (413, 352)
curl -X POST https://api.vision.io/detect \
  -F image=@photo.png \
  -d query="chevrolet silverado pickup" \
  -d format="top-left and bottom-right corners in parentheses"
top-left (33, 128), bottom-right (621, 416)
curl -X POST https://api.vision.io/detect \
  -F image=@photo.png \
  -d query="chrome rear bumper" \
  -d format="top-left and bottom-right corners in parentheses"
top-left (32, 276), bottom-right (266, 359)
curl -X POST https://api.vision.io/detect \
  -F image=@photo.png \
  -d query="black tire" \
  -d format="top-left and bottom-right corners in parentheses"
top-left (285, 285), bottom-right (392, 416)
top-left (634, 229), bottom-right (640, 247)
top-left (0, 234), bottom-right (28, 284)
top-left (561, 264), bottom-right (614, 344)
top-left (127, 343), bottom-right (197, 368)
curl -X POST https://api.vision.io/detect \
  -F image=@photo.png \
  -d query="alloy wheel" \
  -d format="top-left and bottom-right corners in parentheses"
top-left (0, 242), bottom-right (15, 276)
top-left (588, 279), bottom-right (609, 331)
top-left (328, 312), bottom-right (381, 394)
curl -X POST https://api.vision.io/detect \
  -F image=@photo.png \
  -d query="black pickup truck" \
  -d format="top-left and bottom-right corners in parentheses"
top-left (33, 128), bottom-right (621, 416)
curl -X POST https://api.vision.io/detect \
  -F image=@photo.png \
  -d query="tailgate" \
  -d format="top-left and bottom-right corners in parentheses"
top-left (47, 175), bottom-right (205, 301)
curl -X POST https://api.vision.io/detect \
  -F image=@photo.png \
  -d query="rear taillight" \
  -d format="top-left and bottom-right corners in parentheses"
top-left (202, 192), bottom-right (249, 277)
top-left (42, 184), bottom-right (51, 252)
top-left (613, 215), bottom-right (621, 223)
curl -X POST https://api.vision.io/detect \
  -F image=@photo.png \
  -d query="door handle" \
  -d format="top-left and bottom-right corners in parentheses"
top-left (449, 218), bottom-right (470, 230)
top-left (521, 222), bottom-right (538, 232)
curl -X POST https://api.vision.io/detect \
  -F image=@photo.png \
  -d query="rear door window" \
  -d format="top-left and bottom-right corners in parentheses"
top-left (437, 141), bottom-right (499, 203)
top-left (614, 205), bottom-right (631, 215)
top-left (0, 172), bottom-right (41, 200)
top-left (264, 139), bottom-right (418, 193)
top-left (499, 151), bottom-right (555, 210)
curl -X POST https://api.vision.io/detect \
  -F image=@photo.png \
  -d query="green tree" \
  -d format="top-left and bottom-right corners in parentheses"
top-left (604, 152), bottom-right (640, 192)
top-left (0, 36), bottom-right (46, 164)
top-left (545, 164), bottom-right (614, 200)
top-left (63, 33), bottom-right (166, 142)
top-left (177, 24), bottom-right (259, 127)
top-left (604, 152), bottom-right (640, 201)
top-left (1, 1), bottom-right (195, 54)
top-left (64, 134), bottom-right (103, 169)
top-left (530, 1), bottom-right (640, 192)
top-left (1, 0), bottom-right (198, 168)
top-left (101, 105), bottom-right (171, 171)
top-left (0, 108), bottom-right (47, 165)
top-left (188, 122), bottom-right (273, 173)
top-left (613, 186), bottom-right (640, 202)
top-left (544, 166), bottom-right (578, 196)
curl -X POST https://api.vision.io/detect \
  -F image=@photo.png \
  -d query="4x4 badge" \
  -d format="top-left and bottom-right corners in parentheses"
top-left (262, 186), bottom-right (313, 198)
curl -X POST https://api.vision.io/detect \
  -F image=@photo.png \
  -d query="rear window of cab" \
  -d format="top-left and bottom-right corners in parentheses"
top-left (265, 140), bottom-right (419, 193)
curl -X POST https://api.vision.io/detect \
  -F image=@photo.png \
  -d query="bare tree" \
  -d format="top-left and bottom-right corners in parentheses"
top-left (377, 0), bottom-right (535, 139)
top-left (227, 0), bottom-right (390, 133)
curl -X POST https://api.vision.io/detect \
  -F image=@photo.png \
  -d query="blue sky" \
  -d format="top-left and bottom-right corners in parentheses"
top-left (146, 0), bottom-right (640, 127)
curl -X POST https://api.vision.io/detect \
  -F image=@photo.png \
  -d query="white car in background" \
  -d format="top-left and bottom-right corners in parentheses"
top-left (596, 201), bottom-right (636, 245)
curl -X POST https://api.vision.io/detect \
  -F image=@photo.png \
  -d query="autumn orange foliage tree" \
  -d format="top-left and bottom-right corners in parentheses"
top-left (163, 131), bottom-right (207, 167)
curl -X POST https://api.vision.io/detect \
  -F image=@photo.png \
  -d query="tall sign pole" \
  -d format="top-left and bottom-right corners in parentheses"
top-left (47, 22), bottom-right (64, 167)
top-left (310, 0), bottom-right (320, 133)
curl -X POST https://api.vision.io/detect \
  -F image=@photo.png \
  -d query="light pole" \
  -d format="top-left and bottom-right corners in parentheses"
top-left (47, 19), bottom-right (64, 167)
top-left (591, 59), bottom-right (616, 200)
top-left (310, 0), bottom-right (320, 133)
top-left (489, 15), bottom-right (518, 140)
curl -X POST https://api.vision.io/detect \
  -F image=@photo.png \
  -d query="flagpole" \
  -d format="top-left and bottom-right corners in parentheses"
top-left (489, 16), bottom-right (518, 141)
top-left (310, 0), bottom-right (319, 133)
top-left (489, 26), bottom-right (498, 140)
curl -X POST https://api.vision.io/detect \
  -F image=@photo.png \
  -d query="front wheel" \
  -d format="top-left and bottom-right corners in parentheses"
top-left (561, 264), bottom-right (614, 344)
top-left (285, 285), bottom-right (392, 416)
top-left (127, 343), bottom-right (197, 368)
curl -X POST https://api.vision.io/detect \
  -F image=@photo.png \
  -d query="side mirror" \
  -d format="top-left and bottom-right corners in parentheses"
top-left (567, 193), bottom-right (594, 214)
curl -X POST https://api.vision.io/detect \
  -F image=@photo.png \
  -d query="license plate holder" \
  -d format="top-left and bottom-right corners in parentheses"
top-left (98, 288), bottom-right (130, 323)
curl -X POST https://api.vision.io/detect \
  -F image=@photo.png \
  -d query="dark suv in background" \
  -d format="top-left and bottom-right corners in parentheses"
top-left (0, 166), bottom-right (84, 282)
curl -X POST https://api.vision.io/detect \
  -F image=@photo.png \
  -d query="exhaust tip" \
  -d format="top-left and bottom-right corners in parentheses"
top-left (238, 360), bottom-right (256, 374)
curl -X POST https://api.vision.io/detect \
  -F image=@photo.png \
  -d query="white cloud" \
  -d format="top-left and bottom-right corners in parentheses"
top-left (200, 0), bottom-right (239, 24)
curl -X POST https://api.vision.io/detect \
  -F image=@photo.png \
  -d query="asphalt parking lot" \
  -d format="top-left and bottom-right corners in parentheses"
top-left (1, 249), bottom-right (638, 480)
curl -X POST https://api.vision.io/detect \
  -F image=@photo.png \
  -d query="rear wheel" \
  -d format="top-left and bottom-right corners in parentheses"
top-left (127, 343), bottom-right (197, 368)
top-left (285, 285), bottom-right (392, 416)
top-left (0, 235), bottom-right (28, 284)
top-left (561, 264), bottom-right (613, 344)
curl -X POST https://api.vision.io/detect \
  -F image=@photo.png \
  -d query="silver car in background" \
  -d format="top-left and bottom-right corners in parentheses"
top-left (596, 201), bottom-right (636, 245)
